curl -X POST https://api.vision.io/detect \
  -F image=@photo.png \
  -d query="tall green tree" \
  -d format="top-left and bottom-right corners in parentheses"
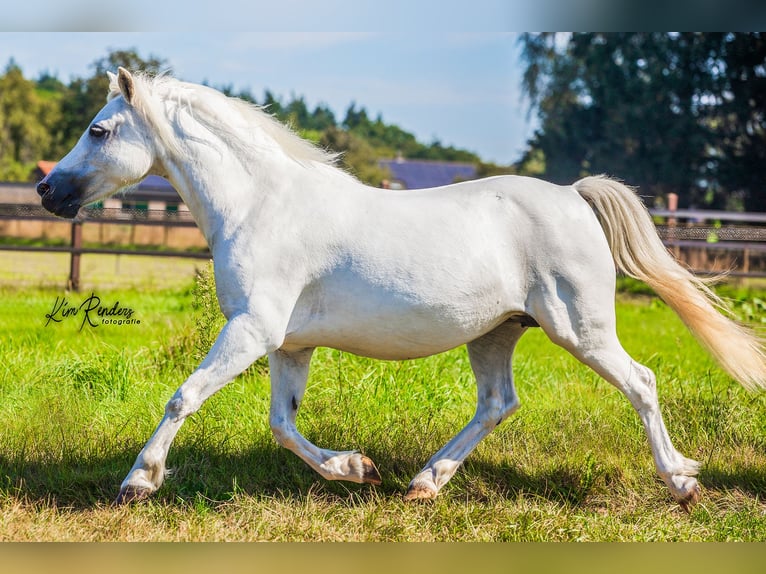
top-left (0, 61), bottom-right (62, 180)
top-left (712, 33), bottom-right (766, 211)
top-left (520, 33), bottom-right (766, 210)
top-left (261, 90), bottom-right (284, 117)
top-left (519, 33), bottom-right (724, 207)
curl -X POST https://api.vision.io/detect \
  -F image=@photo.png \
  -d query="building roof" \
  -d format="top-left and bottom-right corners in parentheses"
top-left (36, 160), bottom-right (57, 176)
top-left (378, 158), bottom-right (477, 190)
top-left (131, 175), bottom-right (181, 203)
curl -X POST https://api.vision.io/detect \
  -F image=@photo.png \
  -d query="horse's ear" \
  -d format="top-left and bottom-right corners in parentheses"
top-left (117, 67), bottom-right (136, 105)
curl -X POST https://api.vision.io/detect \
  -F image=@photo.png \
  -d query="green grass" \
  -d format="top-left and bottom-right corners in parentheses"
top-left (2, 273), bottom-right (766, 540)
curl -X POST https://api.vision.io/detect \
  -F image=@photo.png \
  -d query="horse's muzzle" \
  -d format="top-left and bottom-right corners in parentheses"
top-left (38, 180), bottom-right (81, 219)
top-left (36, 181), bottom-right (50, 197)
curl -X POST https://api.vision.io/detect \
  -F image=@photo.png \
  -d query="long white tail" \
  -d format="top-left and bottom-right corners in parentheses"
top-left (574, 174), bottom-right (766, 391)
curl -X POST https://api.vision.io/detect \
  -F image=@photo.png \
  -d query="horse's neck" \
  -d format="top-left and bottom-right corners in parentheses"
top-left (162, 142), bottom-right (335, 249)
top-left (161, 146), bottom-right (253, 246)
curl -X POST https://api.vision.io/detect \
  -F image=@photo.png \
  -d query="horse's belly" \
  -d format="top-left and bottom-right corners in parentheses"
top-left (283, 316), bottom-right (496, 360)
top-left (282, 280), bottom-right (512, 360)
top-left (284, 319), bottom-right (486, 360)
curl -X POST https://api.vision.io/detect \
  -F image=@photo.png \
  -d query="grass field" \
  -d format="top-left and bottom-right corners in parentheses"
top-left (2, 263), bottom-right (766, 541)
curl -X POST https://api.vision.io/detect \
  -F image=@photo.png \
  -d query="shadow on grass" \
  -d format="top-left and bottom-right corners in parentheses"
top-left (0, 443), bottom-right (323, 510)
top-left (2, 442), bottom-right (765, 511)
top-left (698, 463), bottom-right (766, 497)
top-left (460, 459), bottom-right (605, 507)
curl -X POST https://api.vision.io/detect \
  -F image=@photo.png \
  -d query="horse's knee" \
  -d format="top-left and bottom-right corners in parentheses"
top-left (165, 388), bottom-right (200, 421)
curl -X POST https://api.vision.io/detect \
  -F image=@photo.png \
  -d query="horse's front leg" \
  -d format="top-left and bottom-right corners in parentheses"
top-left (116, 312), bottom-right (277, 503)
top-left (268, 348), bottom-right (382, 484)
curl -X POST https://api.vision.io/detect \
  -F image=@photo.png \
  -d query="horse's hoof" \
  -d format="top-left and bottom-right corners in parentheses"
top-left (359, 455), bottom-right (382, 485)
top-left (114, 484), bottom-right (152, 505)
top-left (677, 483), bottom-right (700, 513)
top-left (403, 483), bottom-right (437, 502)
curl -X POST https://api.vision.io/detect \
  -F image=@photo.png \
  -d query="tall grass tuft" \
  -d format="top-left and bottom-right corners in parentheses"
top-left (189, 263), bottom-right (226, 365)
top-left (157, 262), bottom-right (225, 372)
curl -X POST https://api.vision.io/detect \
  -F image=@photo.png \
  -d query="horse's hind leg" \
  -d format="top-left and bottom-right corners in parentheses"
top-left (405, 319), bottom-right (526, 500)
top-left (577, 345), bottom-right (699, 509)
top-left (533, 292), bottom-right (701, 510)
top-left (268, 348), bottom-right (381, 484)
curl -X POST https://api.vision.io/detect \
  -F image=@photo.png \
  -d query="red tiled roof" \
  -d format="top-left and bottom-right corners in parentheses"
top-left (36, 160), bottom-right (57, 175)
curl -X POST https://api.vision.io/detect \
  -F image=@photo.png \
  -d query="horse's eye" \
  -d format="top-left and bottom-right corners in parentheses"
top-left (89, 124), bottom-right (108, 138)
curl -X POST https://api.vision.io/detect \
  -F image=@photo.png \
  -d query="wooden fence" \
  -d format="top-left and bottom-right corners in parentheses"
top-left (2, 202), bottom-right (766, 290)
top-left (0, 204), bottom-right (210, 290)
top-left (653, 207), bottom-right (766, 278)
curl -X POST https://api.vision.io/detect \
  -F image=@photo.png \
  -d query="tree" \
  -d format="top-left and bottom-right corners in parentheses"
top-left (320, 126), bottom-right (390, 185)
top-left (520, 33), bottom-right (711, 205)
top-left (261, 90), bottom-right (283, 117)
top-left (712, 33), bottom-right (766, 211)
top-left (340, 102), bottom-right (482, 164)
top-left (308, 103), bottom-right (336, 132)
top-left (36, 70), bottom-right (66, 93)
top-left (519, 33), bottom-right (766, 210)
top-left (0, 61), bottom-right (62, 180)
top-left (283, 95), bottom-right (309, 129)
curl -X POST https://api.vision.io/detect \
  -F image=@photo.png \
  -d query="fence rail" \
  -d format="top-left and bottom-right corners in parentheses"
top-left (3, 203), bottom-right (766, 289)
top-left (0, 203), bottom-right (199, 225)
top-left (0, 204), bottom-right (210, 290)
top-left (651, 207), bottom-right (766, 278)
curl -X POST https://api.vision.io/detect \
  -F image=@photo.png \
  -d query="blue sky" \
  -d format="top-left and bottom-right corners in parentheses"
top-left (0, 31), bottom-right (537, 165)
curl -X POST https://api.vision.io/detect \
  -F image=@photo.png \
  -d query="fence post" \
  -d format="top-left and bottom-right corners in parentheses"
top-left (667, 192), bottom-right (680, 259)
top-left (68, 221), bottom-right (82, 291)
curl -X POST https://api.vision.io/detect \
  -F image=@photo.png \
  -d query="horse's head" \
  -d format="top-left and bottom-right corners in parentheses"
top-left (37, 67), bottom-right (156, 218)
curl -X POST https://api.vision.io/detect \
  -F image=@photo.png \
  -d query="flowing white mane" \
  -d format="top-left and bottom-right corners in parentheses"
top-left (108, 71), bottom-right (340, 168)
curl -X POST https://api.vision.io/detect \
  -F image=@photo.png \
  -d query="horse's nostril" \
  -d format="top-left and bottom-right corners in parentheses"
top-left (37, 182), bottom-right (51, 197)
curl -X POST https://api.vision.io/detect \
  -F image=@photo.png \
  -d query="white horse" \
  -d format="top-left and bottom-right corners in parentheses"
top-left (38, 68), bottom-right (766, 510)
